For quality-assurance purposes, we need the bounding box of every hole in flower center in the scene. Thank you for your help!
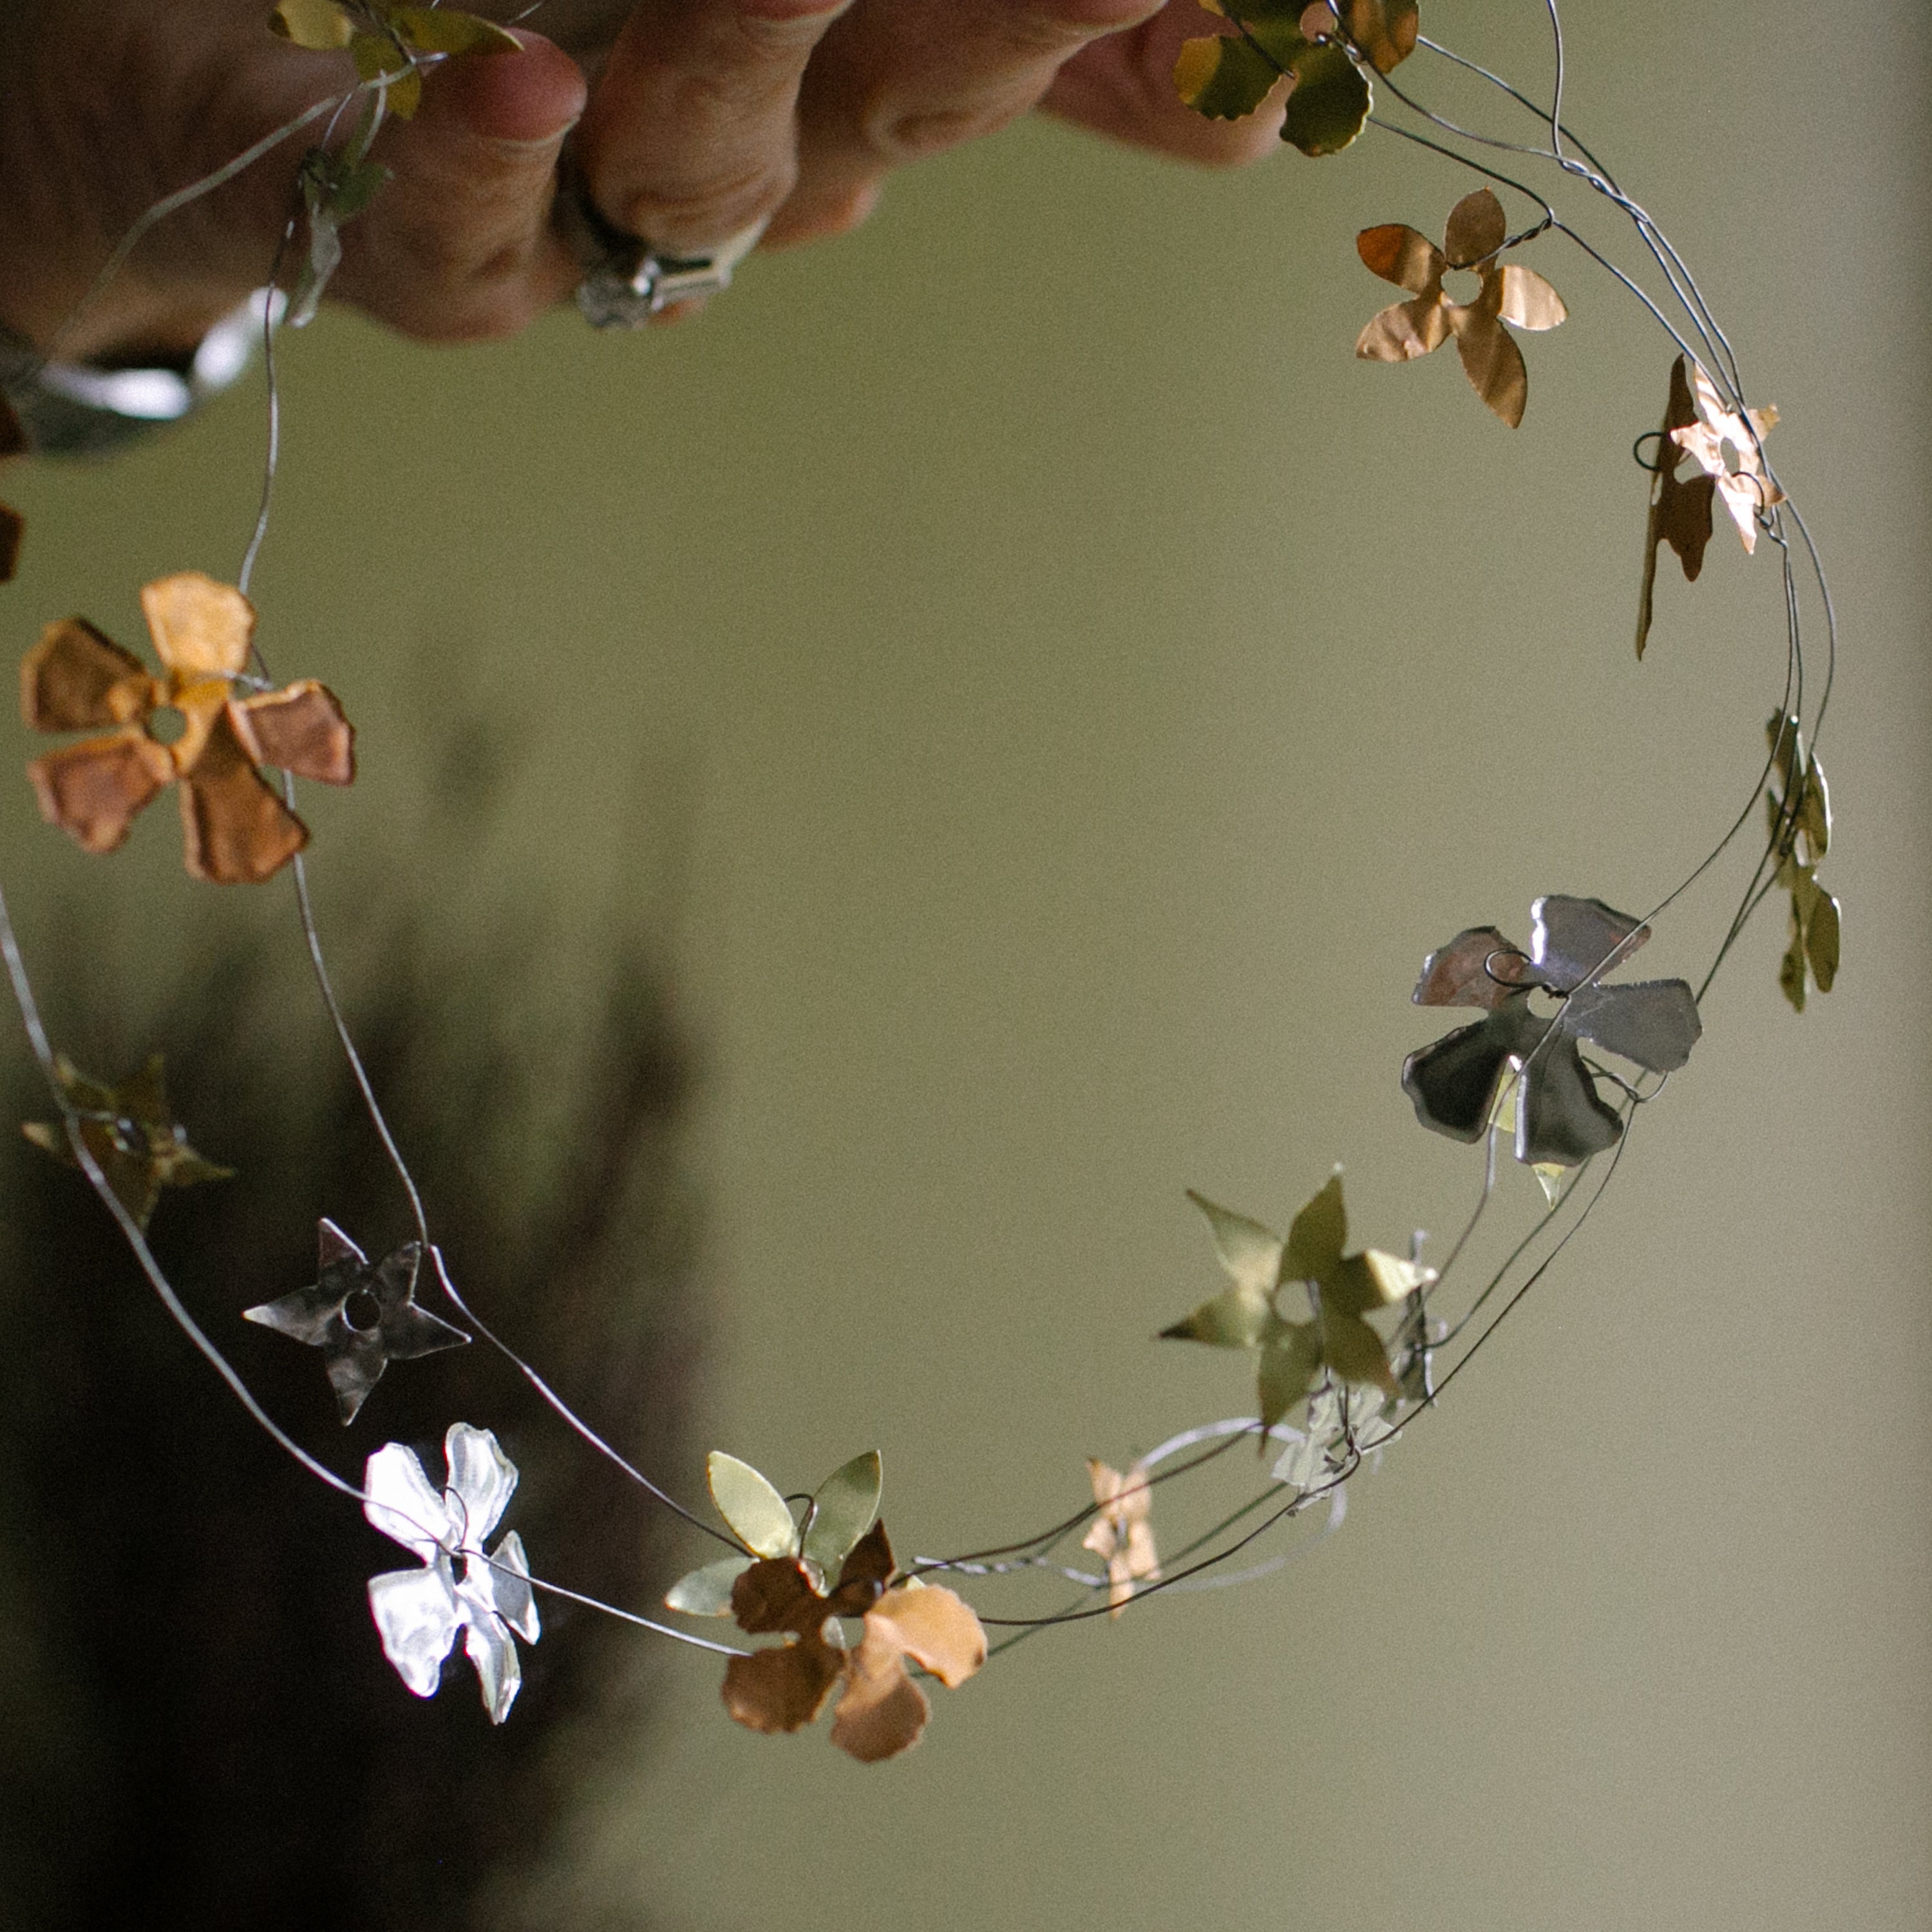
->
[147,704,189,746]
[1719,435,1747,475]
[1526,985,1568,1021]
[1442,267,1484,305]
[342,1287,383,1333]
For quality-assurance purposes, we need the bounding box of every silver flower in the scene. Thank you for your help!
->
[363,1422,539,1724]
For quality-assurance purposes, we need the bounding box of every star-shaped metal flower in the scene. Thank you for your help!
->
[1401,895,1701,1168]
[243,1217,469,1423]
[1162,1173,1434,1439]
[21,1052,233,1229]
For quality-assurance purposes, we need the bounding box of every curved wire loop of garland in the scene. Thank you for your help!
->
[0,0,1839,1763]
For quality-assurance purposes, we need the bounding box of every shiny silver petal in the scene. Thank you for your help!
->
[368,1559,462,1698]
[1562,978,1701,1072]
[1518,1037,1623,1166]
[1528,895,1647,990]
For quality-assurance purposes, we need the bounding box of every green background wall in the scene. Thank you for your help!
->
[5,2,1927,1925]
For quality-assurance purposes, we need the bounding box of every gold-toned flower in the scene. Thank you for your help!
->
[1083,1458,1160,1618]
[22,571,354,883]
[22,1052,232,1229]
[1354,187,1566,426]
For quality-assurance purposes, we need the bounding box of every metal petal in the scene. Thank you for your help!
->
[1561,979,1701,1072]
[363,1441,455,1562]
[1356,222,1444,296]
[473,1530,540,1644]
[231,679,355,784]
[1517,1037,1622,1166]
[1411,925,1524,1009]
[1528,895,1647,990]
[176,708,309,884]
[367,1560,462,1697]
[1443,187,1506,267]
[26,732,173,855]
[21,618,157,730]
[462,1613,522,1725]
[140,571,256,677]
[444,1422,518,1549]
[1401,1000,1547,1141]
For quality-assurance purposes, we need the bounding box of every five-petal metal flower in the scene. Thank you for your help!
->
[1354,187,1567,426]
[363,1421,539,1724]
[1670,359,1780,555]
[21,571,354,883]
[1083,1459,1160,1618]
[243,1217,469,1424]
[1402,895,1701,1168]
[21,1052,233,1229]
[1162,1173,1433,1437]
[1765,714,1839,1013]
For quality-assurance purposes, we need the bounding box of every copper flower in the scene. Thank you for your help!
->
[22,571,354,883]
[1355,187,1566,426]
[723,1520,987,1763]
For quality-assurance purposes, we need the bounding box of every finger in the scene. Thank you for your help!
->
[1039,1,1290,164]
[330,31,587,341]
[766,0,1164,248]
[576,0,857,252]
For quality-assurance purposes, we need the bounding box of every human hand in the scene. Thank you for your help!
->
[0,1,1289,365]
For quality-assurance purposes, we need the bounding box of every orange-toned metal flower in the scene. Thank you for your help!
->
[1354,187,1566,426]
[21,571,354,883]
[722,1520,988,1763]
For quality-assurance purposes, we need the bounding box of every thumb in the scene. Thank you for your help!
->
[329,31,587,342]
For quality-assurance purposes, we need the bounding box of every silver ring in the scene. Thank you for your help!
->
[563,184,766,330]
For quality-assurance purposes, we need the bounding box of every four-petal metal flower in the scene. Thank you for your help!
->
[1354,187,1566,426]
[243,1217,469,1424]
[1402,895,1701,1168]
[21,1051,233,1229]
[363,1421,539,1724]
[21,571,354,883]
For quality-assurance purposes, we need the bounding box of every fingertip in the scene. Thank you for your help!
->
[426,30,587,147]
[762,179,882,250]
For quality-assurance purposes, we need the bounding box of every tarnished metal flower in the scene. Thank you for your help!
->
[21,571,354,883]
[1355,188,1566,426]
[21,1051,232,1229]
[1402,895,1701,1167]
[243,1217,469,1423]
[363,1422,539,1724]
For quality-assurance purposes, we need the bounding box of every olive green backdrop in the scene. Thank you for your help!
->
[5,2,1927,1926]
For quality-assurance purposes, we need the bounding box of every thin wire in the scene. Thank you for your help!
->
[42,97,343,366]
[0,882,365,1502]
